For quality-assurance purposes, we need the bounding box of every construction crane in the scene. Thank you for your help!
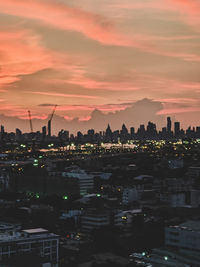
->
[50,104,57,122]
[48,105,57,137]
[28,110,33,133]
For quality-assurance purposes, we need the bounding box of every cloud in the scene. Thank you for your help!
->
[168,0,200,28]
[67,72,140,91]
[0,0,138,47]
[0,30,53,88]
[2,98,200,133]
[113,0,200,28]
[158,107,200,115]
[27,91,98,99]
[19,115,48,120]
[1,0,199,62]
[79,116,92,121]
[157,98,199,104]
[0,98,165,133]
[157,96,200,115]
[38,104,58,107]
[56,104,129,112]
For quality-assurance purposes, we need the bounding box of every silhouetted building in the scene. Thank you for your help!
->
[167,117,172,132]
[16,128,22,141]
[137,124,145,139]
[48,120,51,137]
[147,121,157,138]
[42,126,47,140]
[174,122,180,137]
[105,124,112,142]
[130,127,135,138]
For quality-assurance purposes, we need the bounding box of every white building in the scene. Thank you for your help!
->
[0,225,59,265]
[165,220,200,257]
[62,166,94,195]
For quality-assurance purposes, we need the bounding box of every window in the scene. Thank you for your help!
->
[44,241,50,247]
[170,231,179,236]
[2,246,8,253]
[44,248,50,254]
[52,246,57,252]
[169,238,179,243]
[52,240,57,246]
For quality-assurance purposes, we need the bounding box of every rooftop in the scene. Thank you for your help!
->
[22,228,48,234]
[170,220,200,231]
[180,220,200,231]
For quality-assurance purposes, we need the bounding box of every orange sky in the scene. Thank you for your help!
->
[0,0,200,132]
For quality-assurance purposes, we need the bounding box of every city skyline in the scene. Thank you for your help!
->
[0,98,200,134]
[0,0,200,130]
[1,115,200,143]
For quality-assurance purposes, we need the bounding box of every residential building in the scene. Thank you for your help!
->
[62,166,94,195]
[0,225,59,265]
[165,220,200,257]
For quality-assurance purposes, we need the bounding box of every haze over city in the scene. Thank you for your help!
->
[0,0,200,133]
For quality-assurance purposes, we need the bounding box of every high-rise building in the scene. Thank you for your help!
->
[42,126,47,139]
[1,125,4,134]
[130,127,135,137]
[105,124,112,141]
[167,117,172,132]
[16,128,22,141]
[147,121,157,137]
[121,124,128,134]
[137,124,145,139]
[48,120,51,137]
[174,122,180,137]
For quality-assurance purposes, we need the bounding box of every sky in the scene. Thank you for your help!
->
[0,0,200,133]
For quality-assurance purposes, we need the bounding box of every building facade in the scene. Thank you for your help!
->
[0,226,59,265]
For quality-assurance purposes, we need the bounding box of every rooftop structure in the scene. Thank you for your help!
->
[0,225,59,264]
[165,220,200,257]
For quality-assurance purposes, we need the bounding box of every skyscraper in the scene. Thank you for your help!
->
[167,117,172,132]
[48,120,51,137]
[174,122,180,137]
[42,126,47,139]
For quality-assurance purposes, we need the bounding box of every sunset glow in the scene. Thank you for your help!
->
[0,0,200,133]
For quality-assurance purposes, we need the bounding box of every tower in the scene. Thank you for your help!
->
[167,117,172,132]
[48,120,51,137]
[174,122,180,137]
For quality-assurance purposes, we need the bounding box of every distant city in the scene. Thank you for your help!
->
[1,116,200,146]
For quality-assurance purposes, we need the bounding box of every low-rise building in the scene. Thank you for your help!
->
[0,226,59,265]
[165,220,200,257]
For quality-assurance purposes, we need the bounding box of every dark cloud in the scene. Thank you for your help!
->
[0,98,167,134]
[38,104,59,107]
